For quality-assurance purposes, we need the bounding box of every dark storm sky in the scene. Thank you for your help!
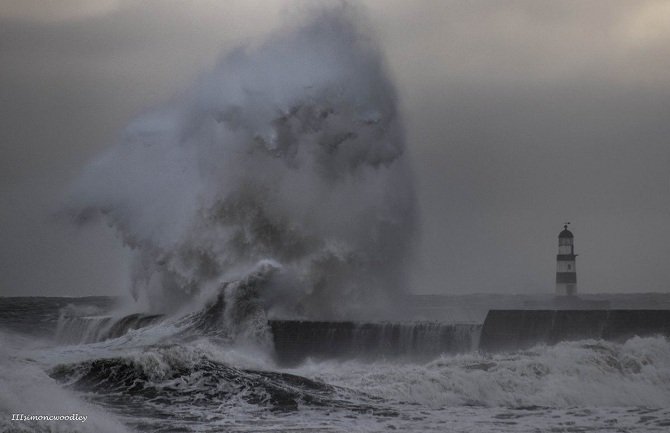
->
[1,1,669,296]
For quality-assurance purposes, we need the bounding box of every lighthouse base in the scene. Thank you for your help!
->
[555,283,577,296]
[523,295,611,310]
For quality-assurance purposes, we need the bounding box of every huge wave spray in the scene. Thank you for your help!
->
[66,7,416,319]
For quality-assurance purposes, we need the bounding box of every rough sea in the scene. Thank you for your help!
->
[2,295,670,433]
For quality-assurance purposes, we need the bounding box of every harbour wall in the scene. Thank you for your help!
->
[479,310,670,352]
[269,320,481,365]
[54,308,670,363]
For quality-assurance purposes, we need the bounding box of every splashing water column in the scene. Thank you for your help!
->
[556,223,577,296]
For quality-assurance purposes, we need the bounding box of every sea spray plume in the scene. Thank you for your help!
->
[65,7,416,318]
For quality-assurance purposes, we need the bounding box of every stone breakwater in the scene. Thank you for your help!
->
[269,320,481,365]
[479,309,670,352]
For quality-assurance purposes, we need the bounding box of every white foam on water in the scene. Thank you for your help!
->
[0,331,132,433]
[293,336,670,408]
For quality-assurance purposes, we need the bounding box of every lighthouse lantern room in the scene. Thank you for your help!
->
[556,223,577,296]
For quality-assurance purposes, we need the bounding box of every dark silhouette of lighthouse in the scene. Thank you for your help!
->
[556,223,577,296]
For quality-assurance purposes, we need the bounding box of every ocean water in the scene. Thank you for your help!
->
[1,296,670,433]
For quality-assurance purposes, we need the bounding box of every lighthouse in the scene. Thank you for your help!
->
[556,223,577,296]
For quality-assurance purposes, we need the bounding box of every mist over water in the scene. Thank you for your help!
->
[65,7,415,318]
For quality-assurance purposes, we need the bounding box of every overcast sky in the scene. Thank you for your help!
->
[1,0,669,297]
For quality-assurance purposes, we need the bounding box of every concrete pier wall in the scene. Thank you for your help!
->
[269,320,481,365]
[479,310,670,352]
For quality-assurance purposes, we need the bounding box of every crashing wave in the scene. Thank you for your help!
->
[55,264,276,349]
[64,6,416,319]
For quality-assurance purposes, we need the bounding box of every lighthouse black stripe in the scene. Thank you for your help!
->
[556,272,577,284]
[556,254,576,261]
